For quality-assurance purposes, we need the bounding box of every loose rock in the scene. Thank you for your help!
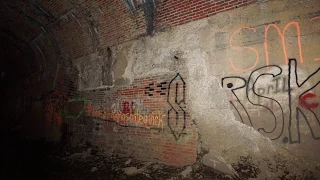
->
[180,166,192,177]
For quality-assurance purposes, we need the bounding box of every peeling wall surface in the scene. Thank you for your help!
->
[2,0,320,179]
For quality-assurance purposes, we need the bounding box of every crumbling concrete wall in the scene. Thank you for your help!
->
[68,0,320,178]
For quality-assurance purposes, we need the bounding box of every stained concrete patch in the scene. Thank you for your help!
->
[114,77,130,86]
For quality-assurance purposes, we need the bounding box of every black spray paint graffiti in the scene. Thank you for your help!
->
[288,59,320,143]
[222,59,319,144]
[246,75,290,105]
[167,73,187,141]
[145,81,167,96]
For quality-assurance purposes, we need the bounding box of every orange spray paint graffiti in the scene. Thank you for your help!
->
[310,16,320,61]
[310,16,320,22]
[229,27,259,72]
[230,17,320,71]
[85,103,165,130]
[264,22,303,65]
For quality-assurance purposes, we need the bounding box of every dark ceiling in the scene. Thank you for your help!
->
[0,0,63,87]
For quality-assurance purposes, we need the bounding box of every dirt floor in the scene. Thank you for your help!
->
[3,130,317,179]
[1,131,235,180]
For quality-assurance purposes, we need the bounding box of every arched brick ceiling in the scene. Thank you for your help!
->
[0,0,259,87]
[0,0,153,86]
[0,28,37,87]
[0,0,58,86]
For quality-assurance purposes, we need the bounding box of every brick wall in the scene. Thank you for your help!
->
[1,0,259,61]
[67,72,197,166]
[50,0,147,60]
[9,69,197,166]
[0,4,41,42]
[155,0,257,29]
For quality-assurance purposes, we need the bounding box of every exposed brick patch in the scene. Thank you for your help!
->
[51,0,148,59]
[154,0,257,29]
[70,72,197,166]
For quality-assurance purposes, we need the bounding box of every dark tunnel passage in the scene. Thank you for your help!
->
[0,25,58,180]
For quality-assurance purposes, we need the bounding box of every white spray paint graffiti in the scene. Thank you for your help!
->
[111,99,146,113]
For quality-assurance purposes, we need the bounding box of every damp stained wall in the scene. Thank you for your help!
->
[7,0,319,178]
[69,0,320,178]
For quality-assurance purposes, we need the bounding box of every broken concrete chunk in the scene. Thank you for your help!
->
[122,166,145,176]
[68,149,93,159]
[180,166,192,177]
[90,167,98,172]
[201,153,238,177]
[152,164,161,170]
[125,158,132,165]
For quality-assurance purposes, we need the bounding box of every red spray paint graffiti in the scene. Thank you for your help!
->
[44,103,62,125]
[299,93,319,109]
[122,101,134,114]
